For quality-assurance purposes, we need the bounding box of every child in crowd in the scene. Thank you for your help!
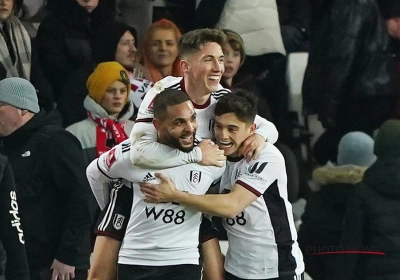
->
[66,61,134,165]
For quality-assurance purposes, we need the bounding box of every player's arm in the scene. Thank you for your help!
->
[86,144,126,209]
[88,236,120,280]
[141,173,257,218]
[239,115,278,161]
[254,114,278,144]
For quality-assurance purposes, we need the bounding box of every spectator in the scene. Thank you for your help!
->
[0,77,93,280]
[57,21,152,126]
[328,120,400,280]
[140,18,182,82]
[66,61,134,165]
[36,0,115,101]
[0,0,54,111]
[302,0,396,165]
[0,153,30,280]
[298,131,376,280]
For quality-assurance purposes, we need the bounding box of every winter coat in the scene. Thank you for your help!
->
[0,109,93,271]
[302,0,396,129]
[328,156,400,280]
[0,154,30,280]
[66,95,135,165]
[35,0,115,100]
[298,164,367,280]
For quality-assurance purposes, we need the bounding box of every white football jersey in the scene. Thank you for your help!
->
[220,143,304,279]
[91,139,225,266]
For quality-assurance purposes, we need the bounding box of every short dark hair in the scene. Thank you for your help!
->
[179,28,227,59]
[215,89,258,124]
[153,89,191,119]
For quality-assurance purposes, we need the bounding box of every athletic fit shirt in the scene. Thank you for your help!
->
[87,139,225,266]
[220,143,304,279]
[129,76,278,169]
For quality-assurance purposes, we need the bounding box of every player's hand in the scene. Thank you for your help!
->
[140,173,177,203]
[51,259,75,280]
[239,133,266,162]
[198,139,226,167]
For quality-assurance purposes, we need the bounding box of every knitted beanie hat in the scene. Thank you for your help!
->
[87,62,131,104]
[222,29,246,66]
[337,131,376,166]
[91,21,137,65]
[0,77,40,113]
[374,119,400,157]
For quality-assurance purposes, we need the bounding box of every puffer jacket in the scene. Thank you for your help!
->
[298,164,367,280]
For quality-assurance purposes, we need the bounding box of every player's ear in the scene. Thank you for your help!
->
[249,123,256,134]
[181,59,189,72]
[153,118,161,130]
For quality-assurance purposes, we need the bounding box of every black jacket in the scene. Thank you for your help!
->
[0,154,30,280]
[35,0,114,101]
[328,156,400,280]
[0,109,93,271]
[302,0,395,128]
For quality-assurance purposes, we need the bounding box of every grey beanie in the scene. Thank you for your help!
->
[337,131,376,167]
[0,77,40,113]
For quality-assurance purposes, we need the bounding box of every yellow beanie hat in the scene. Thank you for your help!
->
[87,61,131,104]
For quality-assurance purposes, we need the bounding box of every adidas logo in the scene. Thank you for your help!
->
[143,172,156,182]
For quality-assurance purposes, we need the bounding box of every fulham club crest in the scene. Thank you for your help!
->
[113,214,125,230]
[190,170,202,185]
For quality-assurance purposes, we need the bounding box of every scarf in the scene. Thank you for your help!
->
[0,16,31,79]
[88,112,128,157]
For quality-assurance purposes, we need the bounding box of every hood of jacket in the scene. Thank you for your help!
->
[83,95,134,122]
[363,156,400,198]
[312,164,368,186]
[2,109,63,147]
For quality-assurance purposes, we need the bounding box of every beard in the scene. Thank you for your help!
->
[164,131,196,152]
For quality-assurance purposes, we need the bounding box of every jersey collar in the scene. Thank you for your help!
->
[180,78,211,109]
